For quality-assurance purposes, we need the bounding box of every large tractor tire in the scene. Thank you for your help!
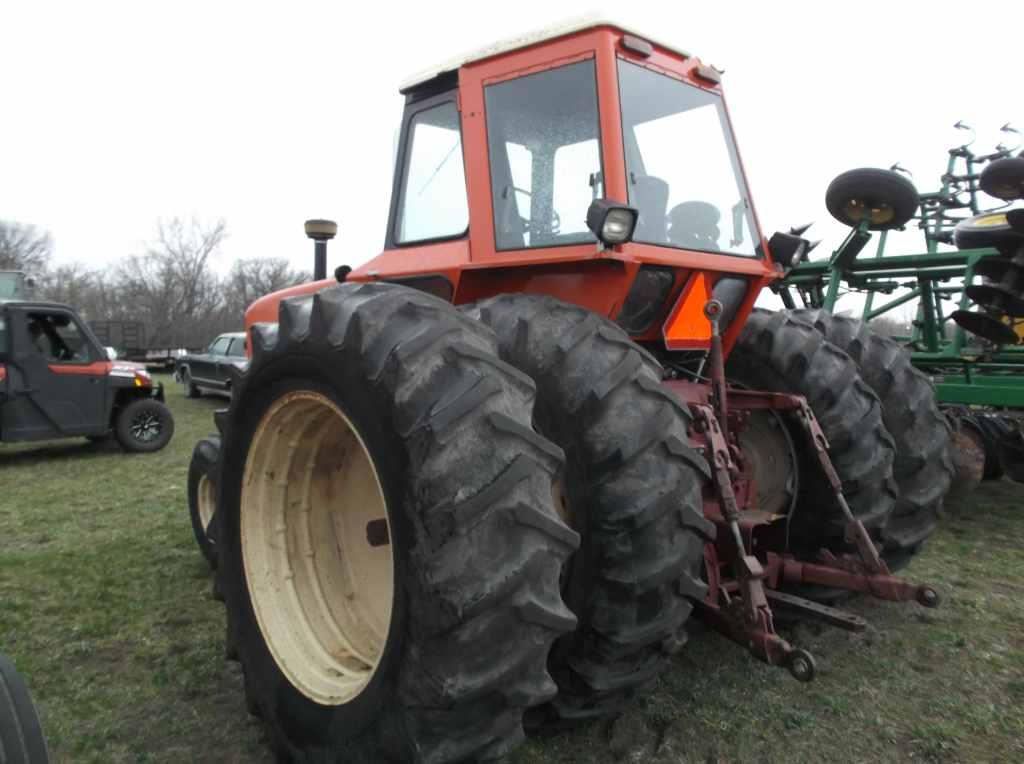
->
[792,310,953,567]
[465,295,712,728]
[187,434,221,569]
[213,282,578,763]
[0,653,50,764]
[728,310,898,556]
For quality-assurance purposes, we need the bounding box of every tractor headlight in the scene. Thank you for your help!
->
[587,199,638,246]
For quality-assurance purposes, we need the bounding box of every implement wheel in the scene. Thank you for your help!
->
[214,283,577,762]
[0,653,49,764]
[728,310,897,556]
[825,168,919,231]
[466,294,712,728]
[187,434,221,568]
[793,310,953,568]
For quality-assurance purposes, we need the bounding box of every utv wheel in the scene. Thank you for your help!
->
[188,435,221,568]
[728,310,898,556]
[792,310,953,567]
[115,398,175,453]
[466,294,712,728]
[0,653,50,764]
[215,283,578,762]
[825,168,919,231]
[183,369,201,398]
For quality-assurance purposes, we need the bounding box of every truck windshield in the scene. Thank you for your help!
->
[485,59,603,251]
[618,59,758,257]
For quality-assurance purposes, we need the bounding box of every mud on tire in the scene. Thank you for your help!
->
[793,310,953,566]
[465,294,712,728]
[214,282,579,763]
[728,309,898,554]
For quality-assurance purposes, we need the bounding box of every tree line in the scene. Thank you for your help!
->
[0,217,310,349]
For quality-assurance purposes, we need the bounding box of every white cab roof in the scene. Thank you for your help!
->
[399,12,694,92]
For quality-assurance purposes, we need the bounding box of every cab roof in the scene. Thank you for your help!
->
[399,13,694,93]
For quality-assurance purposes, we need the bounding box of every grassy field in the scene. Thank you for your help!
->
[1,378,1022,763]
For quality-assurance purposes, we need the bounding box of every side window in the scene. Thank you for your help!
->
[0,315,8,357]
[209,337,231,356]
[397,101,469,243]
[26,313,91,363]
[227,338,246,357]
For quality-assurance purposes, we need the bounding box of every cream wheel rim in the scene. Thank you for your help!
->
[197,474,216,535]
[241,390,393,705]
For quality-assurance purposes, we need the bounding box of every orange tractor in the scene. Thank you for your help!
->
[187,18,953,762]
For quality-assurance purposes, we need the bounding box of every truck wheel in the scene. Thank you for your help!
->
[465,294,712,728]
[214,283,578,762]
[115,398,175,453]
[183,369,201,398]
[728,310,898,557]
[0,653,50,764]
[188,435,221,568]
[792,310,953,568]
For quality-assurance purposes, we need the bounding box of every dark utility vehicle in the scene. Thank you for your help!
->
[174,332,247,398]
[0,292,175,453]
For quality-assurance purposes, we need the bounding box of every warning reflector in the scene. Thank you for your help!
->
[663,273,712,350]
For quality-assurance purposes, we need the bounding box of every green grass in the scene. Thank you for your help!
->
[2,380,1022,763]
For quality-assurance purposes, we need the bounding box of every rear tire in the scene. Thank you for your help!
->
[792,310,953,567]
[215,282,578,762]
[728,310,898,556]
[188,435,221,568]
[0,653,50,764]
[115,398,175,453]
[466,294,712,728]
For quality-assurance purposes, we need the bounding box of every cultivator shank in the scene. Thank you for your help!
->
[667,302,939,680]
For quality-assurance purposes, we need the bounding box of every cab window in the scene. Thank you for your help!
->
[485,59,603,250]
[209,337,231,355]
[26,312,92,363]
[396,101,469,243]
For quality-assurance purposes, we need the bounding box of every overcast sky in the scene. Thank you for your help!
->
[2,1,1020,317]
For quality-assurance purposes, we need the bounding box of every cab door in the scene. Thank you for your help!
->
[0,307,110,441]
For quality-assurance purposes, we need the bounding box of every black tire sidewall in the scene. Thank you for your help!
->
[825,168,919,231]
[217,354,412,754]
[187,436,221,567]
[115,399,174,453]
[0,653,49,764]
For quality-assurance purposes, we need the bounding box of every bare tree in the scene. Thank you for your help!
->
[223,257,311,320]
[116,217,228,347]
[0,220,52,274]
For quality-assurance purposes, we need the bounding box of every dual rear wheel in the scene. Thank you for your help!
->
[206,285,708,761]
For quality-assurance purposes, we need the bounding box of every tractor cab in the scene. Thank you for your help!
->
[248,18,797,354]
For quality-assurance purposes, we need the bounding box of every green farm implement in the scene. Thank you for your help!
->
[777,123,1024,488]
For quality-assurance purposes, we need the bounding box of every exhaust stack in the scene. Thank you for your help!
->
[304,219,338,281]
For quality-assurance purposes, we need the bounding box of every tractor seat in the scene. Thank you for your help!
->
[631,175,669,244]
[667,201,722,251]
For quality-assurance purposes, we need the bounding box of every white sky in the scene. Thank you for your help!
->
[2,1,1021,319]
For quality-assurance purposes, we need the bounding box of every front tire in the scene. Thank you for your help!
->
[115,398,175,453]
[215,283,578,762]
[466,294,712,728]
[183,369,201,398]
[188,435,221,568]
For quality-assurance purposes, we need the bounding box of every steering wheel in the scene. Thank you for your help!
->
[507,186,561,236]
